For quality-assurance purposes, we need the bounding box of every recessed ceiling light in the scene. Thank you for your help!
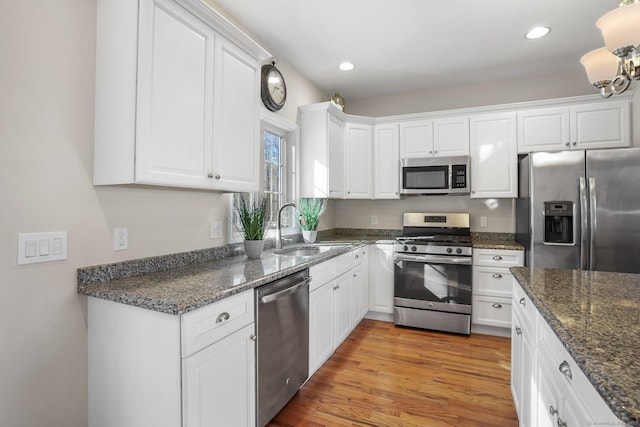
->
[338,61,355,71]
[525,26,551,39]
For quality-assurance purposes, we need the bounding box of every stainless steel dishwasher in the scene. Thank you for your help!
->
[255,269,310,427]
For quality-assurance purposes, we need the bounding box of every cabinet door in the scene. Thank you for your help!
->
[328,114,345,198]
[373,124,400,199]
[517,107,570,153]
[135,0,215,188]
[334,273,352,344]
[369,244,395,314]
[357,248,370,320]
[309,281,334,376]
[182,323,255,427]
[399,120,434,158]
[433,116,469,156]
[211,37,260,192]
[470,112,517,198]
[570,100,631,150]
[344,123,373,199]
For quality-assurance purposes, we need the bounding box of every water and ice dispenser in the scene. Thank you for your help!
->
[543,201,574,245]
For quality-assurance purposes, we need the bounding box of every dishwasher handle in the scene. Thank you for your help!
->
[259,277,311,304]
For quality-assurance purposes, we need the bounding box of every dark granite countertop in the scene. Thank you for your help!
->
[78,242,367,315]
[471,232,524,251]
[510,267,639,424]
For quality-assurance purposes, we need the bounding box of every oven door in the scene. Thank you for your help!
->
[394,254,472,314]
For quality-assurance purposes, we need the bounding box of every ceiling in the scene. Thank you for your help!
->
[214,0,620,100]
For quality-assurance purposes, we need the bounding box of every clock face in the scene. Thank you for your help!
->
[261,64,287,111]
[267,69,286,105]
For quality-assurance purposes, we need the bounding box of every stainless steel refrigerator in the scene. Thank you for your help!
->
[516,148,640,274]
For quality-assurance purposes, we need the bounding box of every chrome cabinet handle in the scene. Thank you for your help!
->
[519,297,526,307]
[249,334,257,341]
[572,141,577,146]
[549,405,558,416]
[353,273,357,278]
[207,173,214,178]
[559,361,572,380]
[216,312,230,323]
[355,254,359,260]
[492,255,503,260]
[557,417,567,427]
[515,326,522,336]
[215,174,221,180]
[492,303,503,309]
[565,142,570,147]
[492,273,503,279]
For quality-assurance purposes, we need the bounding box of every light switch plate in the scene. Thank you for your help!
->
[210,222,223,239]
[18,232,67,265]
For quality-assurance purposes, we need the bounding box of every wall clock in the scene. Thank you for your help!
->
[261,60,287,111]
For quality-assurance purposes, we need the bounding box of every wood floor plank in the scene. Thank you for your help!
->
[268,319,518,427]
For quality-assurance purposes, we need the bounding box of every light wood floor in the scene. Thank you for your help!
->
[268,319,519,427]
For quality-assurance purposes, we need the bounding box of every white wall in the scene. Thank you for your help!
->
[0,1,324,426]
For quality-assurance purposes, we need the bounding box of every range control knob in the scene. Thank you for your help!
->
[446,247,453,254]
[456,248,463,254]
[411,246,417,252]
[403,245,409,252]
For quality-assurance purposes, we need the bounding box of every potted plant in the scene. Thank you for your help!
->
[296,198,328,243]
[235,193,270,259]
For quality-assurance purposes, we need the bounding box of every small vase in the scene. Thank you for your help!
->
[244,239,264,259]
[302,230,317,244]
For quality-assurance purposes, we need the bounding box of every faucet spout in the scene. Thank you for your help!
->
[276,202,297,249]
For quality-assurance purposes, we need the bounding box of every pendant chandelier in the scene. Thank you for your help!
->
[580,0,640,97]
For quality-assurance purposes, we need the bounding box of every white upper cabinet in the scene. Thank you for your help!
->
[433,116,470,156]
[470,112,517,198]
[518,100,630,153]
[299,102,345,198]
[344,122,373,199]
[94,0,267,191]
[373,124,400,199]
[399,120,434,158]
[399,117,469,158]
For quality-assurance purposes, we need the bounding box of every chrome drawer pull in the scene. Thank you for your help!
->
[215,312,230,323]
[492,255,503,260]
[557,417,567,427]
[519,297,526,307]
[355,254,359,260]
[250,334,257,342]
[492,273,503,279]
[559,361,572,380]
[515,326,522,336]
[549,405,558,416]
[492,303,503,309]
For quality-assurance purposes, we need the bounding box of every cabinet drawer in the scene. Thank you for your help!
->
[512,280,535,331]
[472,295,512,328]
[473,266,512,298]
[181,291,254,358]
[473,249,524,268]
[335,248,364,277]
[310,259,335,292]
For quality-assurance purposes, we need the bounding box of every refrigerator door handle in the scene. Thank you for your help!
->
[579,177,588,270]
[588,177,597,271]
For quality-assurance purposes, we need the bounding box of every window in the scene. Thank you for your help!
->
[227,110,298,243]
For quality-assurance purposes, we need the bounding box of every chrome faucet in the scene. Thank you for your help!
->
[275,202,297,249]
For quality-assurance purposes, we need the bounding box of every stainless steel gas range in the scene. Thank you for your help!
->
[393,212,472,335]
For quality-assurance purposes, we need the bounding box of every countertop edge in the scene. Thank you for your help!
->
[510,267,637,424]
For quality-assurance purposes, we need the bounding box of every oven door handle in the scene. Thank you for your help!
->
[394,253,472,265]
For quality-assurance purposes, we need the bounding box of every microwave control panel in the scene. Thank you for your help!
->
[451,165,467,188]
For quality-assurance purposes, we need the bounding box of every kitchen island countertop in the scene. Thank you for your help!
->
[510,267,639,425]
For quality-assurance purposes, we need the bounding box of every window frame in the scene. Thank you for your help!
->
[227,108,299,243]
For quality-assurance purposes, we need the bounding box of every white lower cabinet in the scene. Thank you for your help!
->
[88,290,255,427]
[511,279,623,427]
[309,246,368,377]
[367,243,395,318]
[472,249,524,334]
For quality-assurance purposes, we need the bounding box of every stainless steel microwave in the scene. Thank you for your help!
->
[400,156,470,195]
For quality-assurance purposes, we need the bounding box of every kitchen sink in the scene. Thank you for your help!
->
[273,243,351,258]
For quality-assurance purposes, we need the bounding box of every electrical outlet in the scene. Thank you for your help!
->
[371,215,378,225]
[114,228,128,251]
[210,221,223,239]
[480,217,488,227]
